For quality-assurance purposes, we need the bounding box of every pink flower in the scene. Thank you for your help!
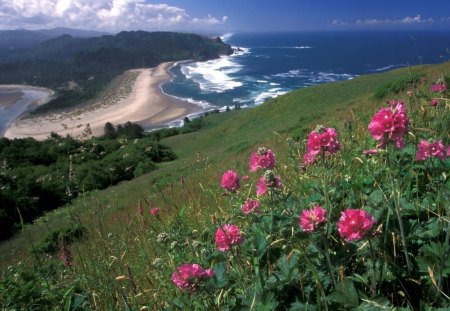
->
[138,206,143,216]
[256,172,282,196]
[249,146,276,172]
[337,209,376,242]
[215,224,244,251]
[150,208,160,216]
[221,170,240,192]
[300,205,327,232]
[304,126,340,164]
[430,99,439,107]
[431,83,446,93]
[363,149,379,156]
[306,126,340,156]
[172,263,214,292]
[415,139,446,161]
[303,152,317,165]
[241,199,260,214]
[368,101,409,149]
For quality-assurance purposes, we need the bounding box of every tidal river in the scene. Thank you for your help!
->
[0,86,52,136]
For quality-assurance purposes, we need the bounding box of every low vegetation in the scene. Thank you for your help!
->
[0,62,449,309]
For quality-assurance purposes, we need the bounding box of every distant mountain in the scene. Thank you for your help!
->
[0,27,110,50]
[0,31,233,113]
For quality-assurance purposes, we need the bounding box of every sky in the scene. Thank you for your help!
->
[1,0,450,33]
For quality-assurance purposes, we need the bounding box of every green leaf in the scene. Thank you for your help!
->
[63,285,75,311]
[369,189,384,206]
[327,279,359,308]
[289,301,317,310]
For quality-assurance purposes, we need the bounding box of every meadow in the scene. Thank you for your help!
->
[0,61,449,310]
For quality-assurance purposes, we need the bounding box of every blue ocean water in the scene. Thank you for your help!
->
[162,31,450,112]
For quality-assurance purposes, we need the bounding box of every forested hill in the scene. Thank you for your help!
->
[0,31,233,113]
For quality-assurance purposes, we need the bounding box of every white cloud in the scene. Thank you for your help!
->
[331,19,348,26]
[356,14,434,26]
[0,0,228,31]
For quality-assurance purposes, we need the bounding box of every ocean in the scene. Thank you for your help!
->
[162,31,450,112]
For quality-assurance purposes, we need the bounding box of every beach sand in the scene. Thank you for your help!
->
[4,62,200,140]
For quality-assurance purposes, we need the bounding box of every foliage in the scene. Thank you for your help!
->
[373,72,424,99]
[0,129,176,240]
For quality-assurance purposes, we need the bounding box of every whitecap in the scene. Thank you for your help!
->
[370,64,406,72]
[180,56,244,93]
[254,89,288,105]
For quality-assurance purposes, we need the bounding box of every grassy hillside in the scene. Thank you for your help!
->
[0,61,449,309]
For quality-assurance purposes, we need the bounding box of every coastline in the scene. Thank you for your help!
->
[3,62,202,140]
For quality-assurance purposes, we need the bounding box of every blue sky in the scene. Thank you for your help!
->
[1,0,450,32]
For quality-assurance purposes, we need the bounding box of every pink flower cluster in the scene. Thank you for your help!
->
[256,171,282,196]
[300,205,326,232]
[241,199,260,214]
[172,263,215,292]
[215,224,244,251]
[431,83,447,93]
[304,126,340,164]
[368,101,409,149]
[221,170,240,192]
[249,146,276,172]
[415,139,447,161]
[150,207,160,216]
[337,209,376,242]
[430,99,439,107]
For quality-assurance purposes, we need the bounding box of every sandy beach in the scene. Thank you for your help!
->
[4,62,201,140]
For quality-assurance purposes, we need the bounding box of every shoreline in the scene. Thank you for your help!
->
[3,62,202,140]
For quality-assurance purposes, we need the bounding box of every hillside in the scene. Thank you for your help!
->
[0,31,232,113]
[0,61,449,309]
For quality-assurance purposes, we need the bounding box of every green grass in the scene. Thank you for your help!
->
[1,61,449,309]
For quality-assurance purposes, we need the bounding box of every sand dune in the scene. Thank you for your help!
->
[4,62,200,140]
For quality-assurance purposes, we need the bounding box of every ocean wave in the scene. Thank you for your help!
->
[254,89,288,105]
[160,86,213,109]
[220,33,234,42]
[257,46,313,49]
[309,72,357,83]
[370,64,406,72]
[180,56,244,93]
[272,69,307,78]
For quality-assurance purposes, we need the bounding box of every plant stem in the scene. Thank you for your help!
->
[367,237,378,295]
[320,231,337,287]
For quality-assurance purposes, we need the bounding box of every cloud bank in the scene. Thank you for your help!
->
[332,14,446,28]
[0,0,228,31]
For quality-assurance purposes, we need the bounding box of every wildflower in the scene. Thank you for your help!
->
[300,205,326,232]
[363,149,379,156]
[337,209,376,242]
[368,101,409,149]
[215,224,244,251]
[221,170,240,192]
[172,263,215,292]
[430,99,439,107]
[249,146,276,172]
[431,83,446,93]
[303,152,317,165]
[306,126,341,156]
[256,171,282,196]
[415,139,446,161]
[303,126,340,164]
[241,199,260,214]
[60,242,74,267]
[150,207,160,216]
[157,232,170,243]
